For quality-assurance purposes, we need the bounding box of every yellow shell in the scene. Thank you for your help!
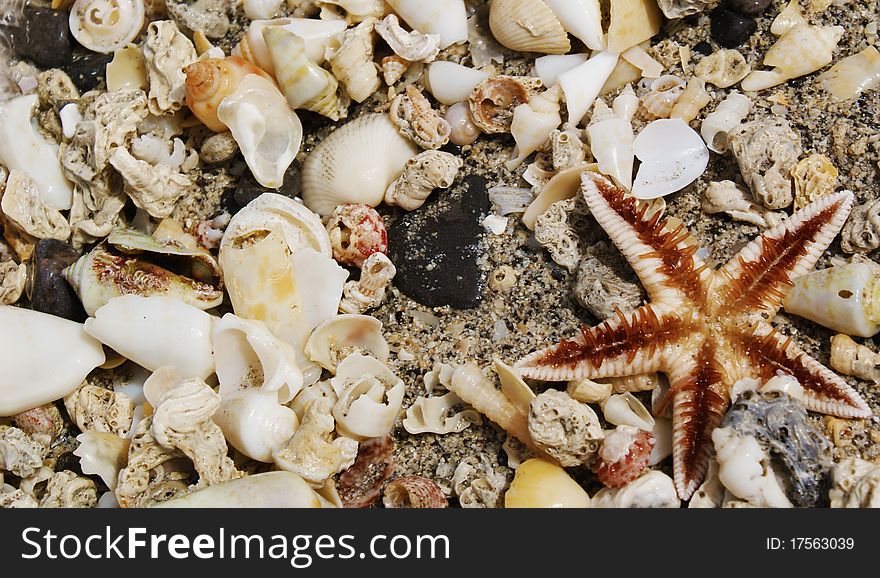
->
[184,56,272,133]
[606,0,662,54]
[504,458,591,508]
[489,0,571,55]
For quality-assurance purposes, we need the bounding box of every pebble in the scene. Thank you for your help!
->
[231,171,297,211]
[61,53,113,93]
[725,0,771,16]
[3,7,72,69]
[710,8,757,49]
[28,239,86,322]
[388,175,489,309]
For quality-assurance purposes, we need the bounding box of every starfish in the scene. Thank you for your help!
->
[517,172,872,500]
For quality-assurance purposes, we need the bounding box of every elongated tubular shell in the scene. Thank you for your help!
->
[0,306,105,416]
[670,77,711,123]
[386,0,467,49]
[543,0,604,51]
[783,262,880,338]
[153,472,333,507]
[234,18,347,73]
[504,458,591,508]
[301,113,419,215]
[489,0,570,55]
[184,56,274,133]
[700,91,751,154]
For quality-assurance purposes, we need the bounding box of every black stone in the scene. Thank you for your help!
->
[2,7,72,69]
[231,165,300,211]
[388,175,490,309]
[55,452,84,476]
[28,239,86,322]
[725,0,771,15]
[61,52,113,93]
[693,41,713,56]
[710,7,756,48]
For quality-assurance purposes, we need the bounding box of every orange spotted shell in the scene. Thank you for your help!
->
[184,56,273,132]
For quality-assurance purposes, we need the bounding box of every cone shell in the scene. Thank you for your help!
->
[489,0,571,55]
[184,56,273,133]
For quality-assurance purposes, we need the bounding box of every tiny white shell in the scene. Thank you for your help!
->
[330,353,405,440]
[700,91,752,154]
[759,373,804,401]
[425,61,490,106]
[386,0,468,49]
[73,432,130,491]
[559,50,619,126]
[601,392,655,431]
[631,118,709,200]
[212,389,299,462]
[304,314,390,373]
[69,0,145,54]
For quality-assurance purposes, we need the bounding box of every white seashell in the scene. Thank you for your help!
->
[830,333,880,384]
[488,0,570,55]
[305,314,389,373]
[543,0,604,51]
[289,380,338,420]
[424,61,490,106]
[327,19,380,104]
[533,53,590,87]
[84,295,215,380]
[639,75,686,120]
[559,51,620,127]
[817,46,880,102]
[492,359,535,415]
[829,457,880,508]
[59,103,83,140]
[0,95,74,211]
[770,0,806,37]
[587,99,634,190]
[213,389,299,462]
[741,24,844,92]
[244,0,282,20]
[759,373,804,401]
[702,180,785,229]
[631,118,709,200]
[154,471,333,508]
[507,85,562,170]
[612,83,639,122]
[317,0,387,23]
[694,49,750,89]
[592,470,680,508]
[386,0,468,49]
[234,18,347,73]
[0,170,71,242]
[712,426,792,508]
[300,113,419,215]
[669,77,712,124]
[649,416,672,466]
[504,458,592,508]
[106,44,149,92]
[0,306,105,416]
[375,14,441,63]
[73,432,130,491]
[330,353,405,440]
[700,91,752,154]
[403,392,481,434]
[688,459,724,508]
[567,377,612,404]
[783,262,880,338]
[601,392,655,431]
[621,45,663,79]
[213,313,304,404]
[445,101,482,146]
[69,0,145,54]
[216,74,303,189]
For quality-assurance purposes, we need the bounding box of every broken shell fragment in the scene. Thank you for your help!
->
[587,99,634,190]
[669,77,711,124]
[330,353,405,440]
[383,476,448,508]
[386,0,468,49]
[469,75,541,134]
[324,203,387,267]
[154,471,332,508]
[327,19,380,104]
[244,0,282,20]
[73,431,130,491]
[212,388,299,462]
[389,85,451,150]
[425,61,489,106]
[305,314,389,373]
[602,392,655,431]
[384,151,463,211]
[507,85,562,170]
[69,0,145,54]
[504,458,591,508]
[106,44,149,92]
[792,153,838,210]
[817,46,880,102]
[606,0,662,53]
[741,24,844,92]
[695,48,750,89]
[559,51,619,127]
[488,0,570,55]
[492,359,535,416]
[234,18,347,73]
[542,0,604,51]
[830,333,880,383]
[403,391,481,435]
[375,14,441,63]
[631,118,709,200]
[591,469,680,507]
[639,75,686,120]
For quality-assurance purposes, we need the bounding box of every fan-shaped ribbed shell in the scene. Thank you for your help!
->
[489,0,571,55]
[301,113,419,216]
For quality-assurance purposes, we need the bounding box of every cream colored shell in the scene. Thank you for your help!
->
[488,0,570,55]
[305,314,389,374]
[69,0,145,54]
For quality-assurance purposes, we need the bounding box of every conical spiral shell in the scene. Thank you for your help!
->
[489,0,570,55]
[184,56,272,132]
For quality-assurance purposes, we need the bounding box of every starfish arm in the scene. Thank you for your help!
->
[717,190,854,319]
[666,341,730,501]
[516,303,683,381]
[580,171,712,304]
[743,324,872,418]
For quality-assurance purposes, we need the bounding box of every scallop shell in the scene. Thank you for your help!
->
[184,56,274,133]
[631,118,709,200]
[300,113,419,216]
[305,314,390,373]
[488,0,571,55]
[69,0,145,54]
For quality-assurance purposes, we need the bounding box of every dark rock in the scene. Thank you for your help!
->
[388,175,489,309]
[54,452,84,477]
[692,41,713,56]
[710,8,756,48]
[2,7,72,69]
[27,239,86,322]
[231,167,299,211]
[61,52,113,93]
[725,0,771,15]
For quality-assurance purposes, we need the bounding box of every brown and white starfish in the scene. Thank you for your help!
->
[517,172,872,500]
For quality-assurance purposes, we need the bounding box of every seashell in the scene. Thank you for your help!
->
[792,153,838,210]
[154,471,332,508]
[390,85,451,150]
[445,101,482,146]
[559,50,620,127]
[606,0,662,54]
[143,20,198,115]
[317,0,388,23]
[567,377,613,404]
[339,252,396,314]
[741,24,844,92]
[492,359,535,416]
[728,117,801,210]
[551,127,588,171]
[611,83,639,122]
[305,314,390,373]
[469,75,542,134]
[591,469,680,507]
[69,0,145,54]
[213,389,299,462]
[106,44,149,92]
[529,389,603,466]
[234,18,347,73]
[1,170,71,242]
[542,0,604,51]
[263,27,345,121]
[534,53,590,87]
[59,103,83,140]
[702,180,785,229]
[336,433,394,508]
[783,262,880,338]
[402,391,480,434]
[504,458,591,508]
[244,0,282,20]
[694,48,750,89]
[829,457,880,508]
[711,426,792,507]
[184,56,274,133]
[386,0,468,49]
[631,118,709,200]
[700,90,751,154]
[0,306,105,416]
[213,313,304,404]
[84,295,215,380]
[649,416,672,466]
[330,354,405,440]
[639,75,686,120]
[424,61,489,106]
[109,148,193,219]
[622,46,663,80]
[327,19,380,104]
[601,392,655,431]
[375,14,441,63]
[193,30,223,59]
[507,85,562,170]
[384,150,463,211]
[383,476,448,508]
[488,0,570,55]
[522,163,598,230]
[830,333,880,384]
[324,204,387,267]
[759,373,804,402]
[770,0,806,37]
[217,74,304,189]
[842,200,880,255]
[73,431,130,491]
[301,113,419,216]
[0,95,74,211]
[669,77,712,124]
[594,426,654,488]
[381,55,410,85]
[817,46,880,102]
[587,99,634,190]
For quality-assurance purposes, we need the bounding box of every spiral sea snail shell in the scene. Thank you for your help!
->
[69,0,145,54]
